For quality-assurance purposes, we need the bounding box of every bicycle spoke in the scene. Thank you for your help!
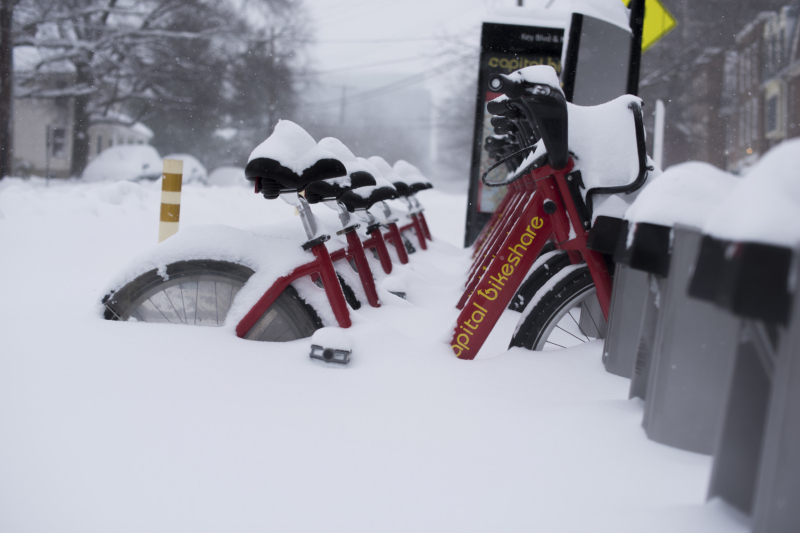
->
[555,323,589,344]
[545,340,567,349]
[583,301,603,340]
[566,309,591,342]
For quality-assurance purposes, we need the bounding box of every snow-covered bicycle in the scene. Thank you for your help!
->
[102,65,655,358]
[101,122,433,342]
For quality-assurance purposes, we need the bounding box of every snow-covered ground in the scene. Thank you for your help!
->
[0,177,748,532]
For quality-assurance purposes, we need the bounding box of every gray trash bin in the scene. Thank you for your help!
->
[641,225,741,454]
[752,249,800,532]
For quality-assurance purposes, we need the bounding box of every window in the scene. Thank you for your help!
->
[96,135,103,155]
[752,97,759,141]
[51,127,66,157]
[767,95,778,133]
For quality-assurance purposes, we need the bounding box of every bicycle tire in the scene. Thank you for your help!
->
[509,265,607,351]
[102,259,322,342]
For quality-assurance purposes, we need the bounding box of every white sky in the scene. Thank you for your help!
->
[302,0,503,77]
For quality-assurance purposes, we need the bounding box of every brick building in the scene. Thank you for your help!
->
[725,5,800,172]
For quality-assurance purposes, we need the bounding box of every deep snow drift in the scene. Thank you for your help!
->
[0,177,748,532]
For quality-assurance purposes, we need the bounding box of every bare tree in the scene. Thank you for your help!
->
[12,0,308,175]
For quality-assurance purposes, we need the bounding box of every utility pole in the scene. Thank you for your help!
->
[626,0,645,96]
[339,86,347,124]
[0,0,13,180]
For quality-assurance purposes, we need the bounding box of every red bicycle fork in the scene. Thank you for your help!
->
[399,213,428,250]
[468,175,533,279]
[236,241,352,338]
[382,222,410,264]
[450,159,612,359]
[458,175,535,309]
[471,179,520,258]
[329,229,381,308]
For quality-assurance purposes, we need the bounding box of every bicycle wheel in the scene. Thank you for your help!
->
[509,265,607,351]
[102,259,321,342]
[507,243,569,312]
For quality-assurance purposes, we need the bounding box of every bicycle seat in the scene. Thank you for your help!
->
[393,160,433,194]
[246,121,347,199]
[338,185,398,212]
[304,171,376,204]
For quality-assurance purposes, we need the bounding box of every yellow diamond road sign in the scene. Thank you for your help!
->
[623,0,678,52]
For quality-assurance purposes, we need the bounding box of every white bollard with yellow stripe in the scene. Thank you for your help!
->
[158,159,184,242]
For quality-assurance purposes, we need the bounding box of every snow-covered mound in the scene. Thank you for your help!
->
[207,166,246,187]
[624,162,739,229]
[248,120,339,175]
[704,138,800,247]
[163,153,207,185]
[0,176,744,532]
[83,145,162,182]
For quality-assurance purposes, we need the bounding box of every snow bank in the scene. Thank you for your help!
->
[83,145,163,182]
[0,177,746,533]
[624,162,739,229]
[163,153,207,185]
[248,120,340,176]
[703,139,800,247]
[207,167,246,187]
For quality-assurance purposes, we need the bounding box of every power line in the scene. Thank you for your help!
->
[313,36,442,44]
[313,54,428,74]
[305,55,473,109]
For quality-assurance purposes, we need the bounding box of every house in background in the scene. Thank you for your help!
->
[724,4,800,172]
[88,110,154,162]
[12,46,153,178]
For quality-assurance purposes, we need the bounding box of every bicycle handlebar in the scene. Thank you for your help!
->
[487,73,527,99]
[583,101,650,214]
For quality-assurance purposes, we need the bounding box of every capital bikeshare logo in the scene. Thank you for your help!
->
[487,56,561,74]
[452,216,544,357]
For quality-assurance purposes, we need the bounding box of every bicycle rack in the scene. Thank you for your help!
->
[602,263,649,378]
[692,239,796,516]
[613,221,672,401]
[751,249,800,531]
[640,226,741,454]
[587,217,650,379]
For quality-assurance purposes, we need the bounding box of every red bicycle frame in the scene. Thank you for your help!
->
[382,221,410,264]
[236,239,352,337]
[329,227,381,308]
[449,158,613,359]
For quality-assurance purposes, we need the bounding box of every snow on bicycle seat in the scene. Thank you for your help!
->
[393,160,433,194]
[245,120,346,199]
[303,137,382,204]
[367,156,414,197]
